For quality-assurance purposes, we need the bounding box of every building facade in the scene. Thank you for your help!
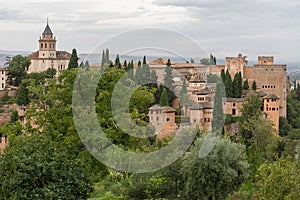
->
[0,68,7,90]
[28,22,71,73]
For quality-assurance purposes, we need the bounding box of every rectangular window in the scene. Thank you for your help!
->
[156,117,159,121]
[232,108,236,116]
[166,118,170,122]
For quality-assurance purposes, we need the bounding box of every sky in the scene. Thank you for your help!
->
[1,0,300,64]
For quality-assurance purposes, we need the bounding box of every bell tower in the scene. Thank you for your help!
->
[38,19,57,59]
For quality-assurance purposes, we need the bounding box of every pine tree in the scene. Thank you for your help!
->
[212,81,224,132]
[225,70,233,98]
[243,79,249,90]
[68,49,79,70]
[252,80,257,91]
[160,88,169,106]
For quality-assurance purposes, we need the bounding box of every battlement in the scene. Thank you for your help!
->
[253,64,287,71]
[258,56,274,65]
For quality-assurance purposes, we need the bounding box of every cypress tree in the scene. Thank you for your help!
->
[252,80,257,91]
[142,63,151,84]
[164,59,175,106]
[221,69,226,85]
[212,81,224,132]
[243,79,249,90]
[225,70,233,98]
[297,83,300,101]
[135,62,143,85]
[160,88,169,106]
[123,60,127,69]
[79,61,84,68]
[68,49,79,70]
[232,73,239,98]
[150,69,158,87]
[115,54,121,69]
[84,61,90,70]
[128,60,134,80]
[180,79,190,106]
[143,56,147,65]
[238,72,243,97]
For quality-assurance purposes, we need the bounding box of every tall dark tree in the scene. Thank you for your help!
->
[16,82,29,106]
[163,59,175,106]
[221,69,226,85]
[225,70,233,98]
[160,88,169,106]
[180,79,190,106]
[135,61,143,85]
[143,56,147,65]
[243,79,249,90]
[79,61,84,68]
[123,60,127,69]
[68,49,79,70]
[252,80,257,91]
[212,81,224,131]
[142,63,151,84]
[232,72,242,98]
[209,53,217,65]
[115,54,121,69]
[150,69,158,87]
[127,60,134,80]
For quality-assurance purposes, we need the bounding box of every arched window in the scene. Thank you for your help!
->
[41,43,43,48]
[45,43,47,48]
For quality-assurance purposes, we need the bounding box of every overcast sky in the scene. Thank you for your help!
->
[1,0,300,63]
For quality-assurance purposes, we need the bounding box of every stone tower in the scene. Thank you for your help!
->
[28,20,71,73]
[38,20,57,62]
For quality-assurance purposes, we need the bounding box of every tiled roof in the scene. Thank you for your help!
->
[43,23,53,35]
[263,94,280,99]
[149,104,176,112]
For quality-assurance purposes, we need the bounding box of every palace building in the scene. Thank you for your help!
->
[28,21,71,73]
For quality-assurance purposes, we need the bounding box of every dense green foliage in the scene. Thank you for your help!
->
[7,55,30,86]
[0,134,92,200]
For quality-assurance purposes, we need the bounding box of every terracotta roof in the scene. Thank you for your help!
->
[189,73,206,83]
[224,97,246,102]
[173,63,206,68]
[190,102,213,110]
[263,94,280,99]
[149,58,168,65]
[149,104,176,112]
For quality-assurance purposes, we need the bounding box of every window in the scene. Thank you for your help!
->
[262,85,264,88]
[272,108,275,111]
[232,108,236,116]
[194,119,197,123]
[41,44,43,48]
[166,118,170,122]
[266,107,268,111]
[1,83,4,88]
[45,43,47,48]
[156,117,159,121]
[151,111,153,114]
[233,103,236,107]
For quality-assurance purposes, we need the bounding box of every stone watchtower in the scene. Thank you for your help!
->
[38,20,57,62]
